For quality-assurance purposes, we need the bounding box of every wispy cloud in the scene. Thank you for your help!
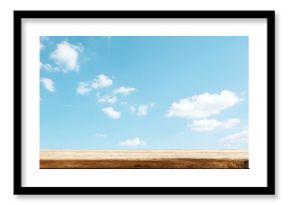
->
[166,90,241,119]
[76,82,92,95]
[98,95,117,104]
[137,104,154,116]
[40,41,44,50]
[40,36,49,50]
[40,62,59,72]
[40,78,55,92]
[188,118,240,132]
[119,137,146,146]
[102,107,121,119]
[77,74,113,95]
[113,86,136,96]
[129,106,136,113]
[220,129,248,149]
[128,103,154,116]
[50,41,83,72]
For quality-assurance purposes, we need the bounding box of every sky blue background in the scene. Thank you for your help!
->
[40,36,248,150]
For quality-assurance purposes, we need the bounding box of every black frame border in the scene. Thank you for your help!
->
[14,10,275,195]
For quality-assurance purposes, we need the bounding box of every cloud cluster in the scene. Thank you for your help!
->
[76,75,140,119]
[167,90,242,133]
[119,137,146,146]
[220,129,248,149]
[40,78,55,92]
[166,90,240,119]
[79,82,137,119]
[77,74,113,95]
[102,107,121,119]
[188,118,240,132]
[50,41,83,72]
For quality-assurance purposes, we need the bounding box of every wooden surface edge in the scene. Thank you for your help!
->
[40,158,249,169]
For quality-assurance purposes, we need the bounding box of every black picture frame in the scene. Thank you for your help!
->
[14,10,275,195]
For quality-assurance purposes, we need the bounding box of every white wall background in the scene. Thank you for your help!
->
[0,0,286,204]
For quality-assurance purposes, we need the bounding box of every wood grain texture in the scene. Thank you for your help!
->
[40,150,249,169]
[40,158,248,169]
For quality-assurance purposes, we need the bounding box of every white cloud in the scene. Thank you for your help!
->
[166,90,240,119]
[98,95,117,104]
[40,42,44,50]
[129,106,136,113]
[102,107,121,119]
[40,62,59,72]
[76,82,92,95]
[120,137,146,146]
[113,86,136,95]
[137,103,154,116]
[40,36,49,50]
[188,118,240,132]
[50,41,82,72]
[77,74,113,95]
[40,78,55,92]
[91,74,113,89]
[137,105,149,116]
[221,129,248,149]
[223,119,241,128]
